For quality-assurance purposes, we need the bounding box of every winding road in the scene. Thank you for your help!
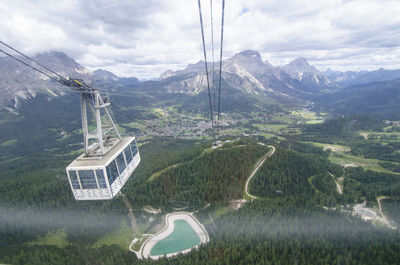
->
[328,172,343,195]
[244,145,276,200]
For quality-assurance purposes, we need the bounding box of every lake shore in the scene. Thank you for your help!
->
[139,212,209,260]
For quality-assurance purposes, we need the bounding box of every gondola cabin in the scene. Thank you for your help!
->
[66,137,140,200]
[0,43,142,201]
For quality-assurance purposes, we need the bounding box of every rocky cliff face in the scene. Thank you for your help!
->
[158,50,334,100]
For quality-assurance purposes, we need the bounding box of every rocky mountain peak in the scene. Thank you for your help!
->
[35,51,89,75]
[284,57,317,73]
[160,69,175,80]
[227,50,266,76]
[93,69,119,81]
[229,50,263,66]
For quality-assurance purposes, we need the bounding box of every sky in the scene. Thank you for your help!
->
[1,0,400,79]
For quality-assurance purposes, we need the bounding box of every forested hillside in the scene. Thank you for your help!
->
[249,148,341,206]
[3,198,400,265]
[316,78,400,120]
[1,113,400,264]
[123,138,268,208]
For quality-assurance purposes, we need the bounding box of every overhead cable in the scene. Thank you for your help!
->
[210,0,216,112]
[217,0,225,133]
[0,47,56,81]
[0,40,67,82]
[197,0,214,131]
[0,41,96,93]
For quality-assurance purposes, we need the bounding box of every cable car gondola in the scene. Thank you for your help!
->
[63,79,141,200]
[66,136,140,200]
[0,41,141,201]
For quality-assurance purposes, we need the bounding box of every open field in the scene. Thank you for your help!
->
[93,222,133,249]
[306,141,399,174]
[29,230,69,248]
[1,139,18,146]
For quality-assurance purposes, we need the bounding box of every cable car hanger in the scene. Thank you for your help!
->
[197,0,225,137]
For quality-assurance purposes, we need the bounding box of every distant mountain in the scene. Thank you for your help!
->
[281,57,332,89]
[0,51,92,110]
[3,49,400,118]
[158,50,334,103]
[324,67,400,87]
[0,52,141,111]
[93,69,139,85]
[93,69,119,81]
[317,78,400,120]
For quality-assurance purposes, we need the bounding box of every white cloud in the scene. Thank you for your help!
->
[1,0,400,79]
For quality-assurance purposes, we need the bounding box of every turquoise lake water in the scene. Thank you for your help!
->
[150,219,201,256]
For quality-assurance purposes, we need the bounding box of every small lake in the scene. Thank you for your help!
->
[150,219,201,256]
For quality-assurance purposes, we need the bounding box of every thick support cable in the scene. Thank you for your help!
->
[217,0,225,134]
[0,48,56,81]
[0,40,96,93]
[197,0,214,131]
[210,0,216,112]
[0,40,67,82]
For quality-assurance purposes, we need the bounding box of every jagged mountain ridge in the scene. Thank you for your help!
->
[93,69,140,85]
[0,51,141,110]
[2,49,400,113]
[323,67,400,87]
[158,50,334,101]
[316,77,400,120]
[280,57,332,88]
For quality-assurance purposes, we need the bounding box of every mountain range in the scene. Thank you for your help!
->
[157,50,334,100]
[1,49,400,119]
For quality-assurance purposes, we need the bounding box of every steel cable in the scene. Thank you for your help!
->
[197,0,214,132]
[217,0,225,133]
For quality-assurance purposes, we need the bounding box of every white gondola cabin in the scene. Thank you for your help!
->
[0,44,141,201]
[66,137,140,200]
[60,79,141,200]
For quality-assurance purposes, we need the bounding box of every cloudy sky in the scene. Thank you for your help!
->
[1,0,400,79]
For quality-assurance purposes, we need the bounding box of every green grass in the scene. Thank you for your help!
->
[329,153,397,174]
[252,124,288,132]
[148,163,181,181]
[305,141,398,174]
[260,133,285,140]
[93,222,133,249]
[123,122,147,131]
[29,230,69,247]
[306,142,351,152]
[214,205,230,218]
[218,128,242,135]
[306,120,324,124]
[151,108,167,118]
[308,175,319,193]
[1,139,18,146]
[291,110,319,120]
[272,115,294,124]
[360,131,400,143]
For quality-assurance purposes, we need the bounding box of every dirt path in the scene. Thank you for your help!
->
[244,145,276,200]
[377,196,394,229]
[377,196,388,213]
[149,163,181,181]
[121,192,137,233]
[328,172,342,195]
